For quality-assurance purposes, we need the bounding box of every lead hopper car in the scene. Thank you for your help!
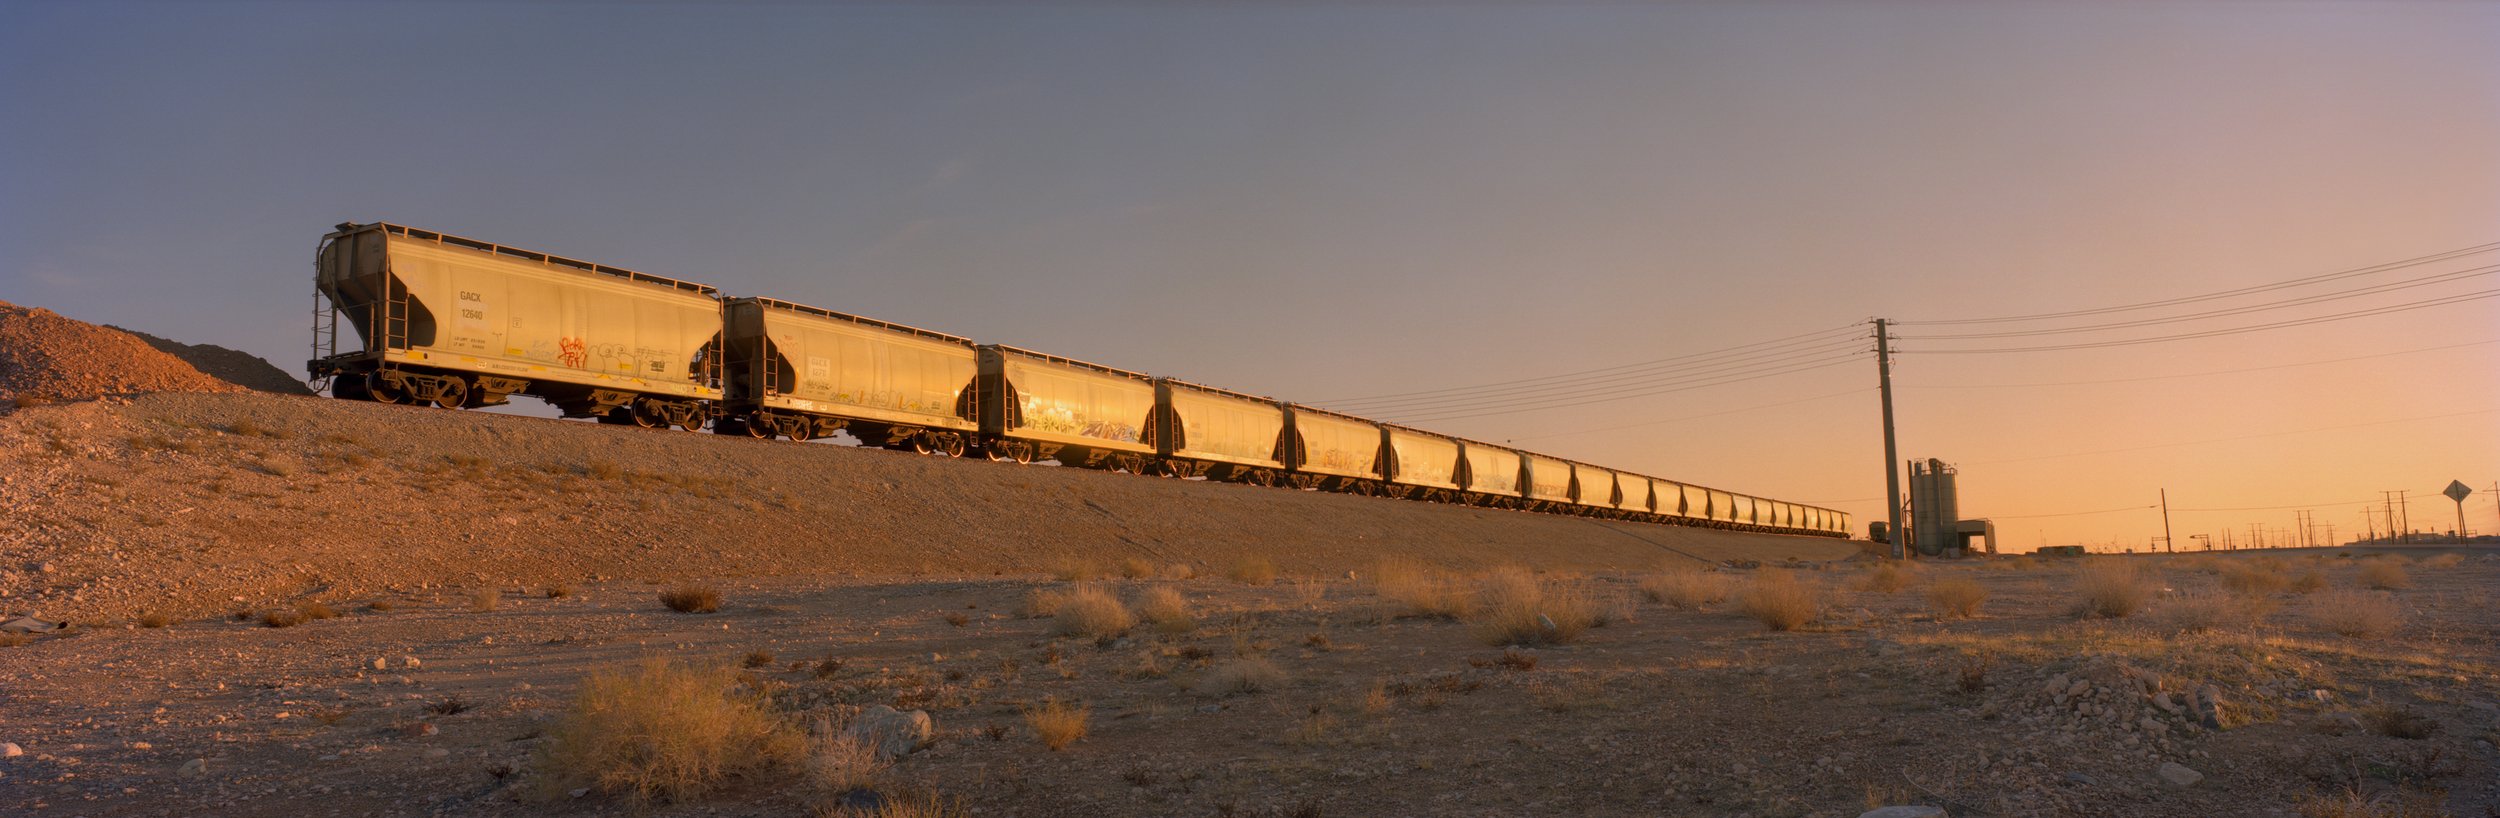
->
[308,222,1850,537]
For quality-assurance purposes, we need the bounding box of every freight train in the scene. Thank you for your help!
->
[307,222,1850,538]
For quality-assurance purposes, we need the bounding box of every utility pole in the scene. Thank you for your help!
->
[1874,318,1904,560]
[2160,489,2174,553]
[2322,523,2336,547]
[2398,490,2411,543]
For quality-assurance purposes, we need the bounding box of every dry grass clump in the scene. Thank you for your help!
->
[1925,577,1986,619]
[545,584,576,599]
[2159,590,2265,633]
[260,600,338,628]
[2309,589,2402,638]
[2071,559,2151,618]
[1118,558,1155,580]
[1018,588,1071,618]
[1137,586,1195,634]
[1196,656,1288,696]
[801,717,887,796]
[2418,553,2464,570]
[469,587,502,612]
[0,632,39,647]
[1861,561,1914,593]
[1374,558,1476,619]
[1639,567,1732,610]
[659,586,722,614]
[1467,567,1604,647]
[1023,700,1089,751]
[138,612,173,628]
[1735,569,1820,632]
[2366,704,2439,740]
[2289,570,2328,594]
[2358,560,2412,590]
[1049,585,1134,638]
[1162,563,1198,581]
[819,789,969,818]
[2221,564,2291,596]
[1226,556,1279,586]
[536,658,802,804]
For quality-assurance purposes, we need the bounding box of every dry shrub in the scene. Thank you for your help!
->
[2358,560,2412,590]
[2072,559,2151,618]
[535,658,802,804]
[1018,588,1071,618]
[299,601,338,621]
[2419,553,2464,570]
[1227,556,1279,586]
[545,584,576,599]
[1467,567,1602,647]
[1374,558,1475,619]
[260,608,306,628]
[743,650,777,669]
[2221,564,2291,596]
[1640,568,1732,611]
[1290,578,1328,607]
[2160,589,2262,633]
[2289,570,2328,594]
[1197,656,1287,696]
[0,632,37,647]
[1050,585,1134,638]
[2310,589,2401,638]
[1735,569,1819,632]
[1023,700,1089,751]
[2366,705,2439,740]
[1861,562,1913,593]
[943,612,969,628]
[820,789,969,818]
[1137,586,1195,634]
[660,586,722,614]
[1118,558,1154,579]
[138,612,173,628]
[802,718,887,795]
[469,588,501,612]
[367,598,397,612]
[1926,577,1986,619]
[1162,563,1198,580]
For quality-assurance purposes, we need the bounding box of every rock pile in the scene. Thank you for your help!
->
[107,325,311,396]
[0,301,244,403]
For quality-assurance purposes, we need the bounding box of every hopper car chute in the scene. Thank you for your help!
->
[308,222,1850,540]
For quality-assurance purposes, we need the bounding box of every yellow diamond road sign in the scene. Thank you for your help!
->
[2446,480,2474,503]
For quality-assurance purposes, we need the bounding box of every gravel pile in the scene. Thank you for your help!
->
[107,325,313,396]
[0,301,245,402]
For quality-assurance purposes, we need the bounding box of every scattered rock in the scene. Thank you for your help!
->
[2191,684,2227,729]
[2062,771,2098,787]
[2156,762,2203,788]
[1,616,64,634]
[1,742,23,757]
[842,705,933,760]
[176,758,207,779]
[2152,691,2181,714]
[403,723,439,738]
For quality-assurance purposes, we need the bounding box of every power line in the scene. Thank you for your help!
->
[1964,407,2500,465]
[1317,323,1864,407]
[1901,287,2500,355]
[1340,337,1870,417]
[1989,504,2157,520]
[1896,241,2499,326]
[1899,263,2499,341]
[1383,354,1866,424]
[1901,337,2500,390]
[1345,340,1867,416]
[1502,387,1872,443]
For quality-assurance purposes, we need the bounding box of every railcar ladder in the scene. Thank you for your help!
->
[308,291,337,391]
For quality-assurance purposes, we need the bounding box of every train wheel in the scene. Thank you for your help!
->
[1011,443,1034,464]
[744,417,774,439]
[935,434,965,458]
[630,400,666,430]
[430,378,469,409]
[788,421,814,443]
[366,373,409,405]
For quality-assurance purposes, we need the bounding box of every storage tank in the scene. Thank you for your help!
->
[1909,458,1960,556]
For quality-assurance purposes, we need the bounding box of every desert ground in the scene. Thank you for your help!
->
[4,306,2497,817]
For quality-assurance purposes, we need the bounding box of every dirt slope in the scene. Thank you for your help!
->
[0,391,1852,622]
[107,325,314,396]
[0,300,245,402]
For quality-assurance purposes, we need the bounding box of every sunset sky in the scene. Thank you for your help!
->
[4,2,2494,551]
